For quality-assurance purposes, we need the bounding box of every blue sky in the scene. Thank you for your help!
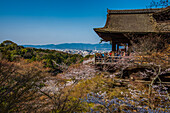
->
[0,0,153,45]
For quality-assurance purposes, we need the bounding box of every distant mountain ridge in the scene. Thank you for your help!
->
[22,43,112,50]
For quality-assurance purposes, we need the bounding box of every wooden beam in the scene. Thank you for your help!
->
[128,42,132,55]
[117,43,120,52]
[125,44,127,52]
[112,40,116,52]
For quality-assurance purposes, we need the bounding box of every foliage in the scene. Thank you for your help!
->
[43,74,129,112]
[84,55,94,59]
[130,34,169,54]
[0,59,48,112]
[40,76,87,113]
[0,40,83,75]
[148,0,169,8]
[84,88,170,113]
[0,36,169,112]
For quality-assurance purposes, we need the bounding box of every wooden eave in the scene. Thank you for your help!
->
[94,28,170,34]
[153,6,170,15]
[94,28,170,42]
[107,8,162,14]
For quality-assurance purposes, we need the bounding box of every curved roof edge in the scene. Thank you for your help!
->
[107,7,165,14]
[93,28,170,34]
[93,6,170,34]
[153,6,170,15]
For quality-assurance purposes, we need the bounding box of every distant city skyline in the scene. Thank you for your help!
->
[0,0,154,45]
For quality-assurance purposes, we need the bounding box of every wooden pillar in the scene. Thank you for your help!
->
[112,40,116,52]
[112,39,116,56]
[125,43,127,52]
[117,43,120,52]
[128,42,132,55]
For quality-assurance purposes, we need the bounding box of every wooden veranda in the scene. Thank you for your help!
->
[95,55,131,65]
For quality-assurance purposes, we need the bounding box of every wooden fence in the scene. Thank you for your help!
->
[94,54,169,65]
[95,55,132,64]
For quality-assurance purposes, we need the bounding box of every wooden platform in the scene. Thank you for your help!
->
[95,55,169,65]
[95,55,134,65]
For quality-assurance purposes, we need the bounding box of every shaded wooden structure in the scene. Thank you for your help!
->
[94,7,170,54]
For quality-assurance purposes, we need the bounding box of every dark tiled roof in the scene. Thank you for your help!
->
[107,8,162,14]
[153,6,170,21]
[94,7,170,34]
[153,6,170,15]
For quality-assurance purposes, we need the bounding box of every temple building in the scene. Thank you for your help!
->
[94,6,170,54]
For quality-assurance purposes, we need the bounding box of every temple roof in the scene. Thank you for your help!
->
[107,8,161,14]
[94,7,170,34]
[153,6,170,21]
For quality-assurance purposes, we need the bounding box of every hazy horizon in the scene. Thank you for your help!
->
[0,0,153,45]
[21,42,111,45]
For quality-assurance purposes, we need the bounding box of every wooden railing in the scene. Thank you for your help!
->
[95,55,131,64]
[95,54,169,65]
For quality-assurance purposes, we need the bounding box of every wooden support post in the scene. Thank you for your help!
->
[112,40,116,56]
[128,42,132,56]
[125,43,127,52]
[112,41,116,52]
[104,55,106,63]
[117,43,120,52]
